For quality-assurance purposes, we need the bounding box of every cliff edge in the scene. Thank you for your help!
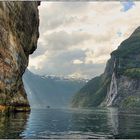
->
[72,27,140,108]
[0,1,40,112]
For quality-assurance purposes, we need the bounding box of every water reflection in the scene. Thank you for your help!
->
[70,109,114,136]
[0,112,29,139]
[107,108,119,136]
[109,108,140,139]
[21,108,140,139]
[1,108,140,138]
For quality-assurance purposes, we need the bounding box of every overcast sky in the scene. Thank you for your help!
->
[28,1,140,79]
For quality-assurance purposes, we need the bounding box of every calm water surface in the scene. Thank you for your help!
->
[0,108,140,139]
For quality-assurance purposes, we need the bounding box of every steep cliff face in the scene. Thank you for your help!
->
[72,27,140,108]
[0,2,40,111]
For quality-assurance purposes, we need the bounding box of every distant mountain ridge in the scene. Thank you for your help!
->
[42,75,88,82]
[23,70,86,108]
[72,26,140,108]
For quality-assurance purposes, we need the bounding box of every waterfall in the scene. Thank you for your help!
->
[106,60,118,106]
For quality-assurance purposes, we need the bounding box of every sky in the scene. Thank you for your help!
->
[28,1,140,79]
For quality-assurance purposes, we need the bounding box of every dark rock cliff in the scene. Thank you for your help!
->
[0,2,40,111]
[72,27,140,108]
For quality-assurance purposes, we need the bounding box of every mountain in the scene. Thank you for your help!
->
[23,70,86,108]
[0,2,39,112]
[72,27,140,108]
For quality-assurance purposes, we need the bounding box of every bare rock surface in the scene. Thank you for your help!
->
[0,1,40,111]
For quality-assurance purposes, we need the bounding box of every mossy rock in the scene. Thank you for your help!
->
[122,96,140,108]
[124,68,140,78]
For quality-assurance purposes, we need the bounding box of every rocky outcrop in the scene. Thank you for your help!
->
[0,2,40,112]
[72,26,140,108]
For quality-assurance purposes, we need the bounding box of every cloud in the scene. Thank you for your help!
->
[43,31,92,51]
[38,2,90,32]
[42,15,78,31]
[30,41,47,58]
[73,59,83,64]
[28,2,140,79]
[29,46,108,79]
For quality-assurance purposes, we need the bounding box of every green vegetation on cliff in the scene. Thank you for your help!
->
[124,68,140,78]
[71,76,111,107]
[72,26,140,108]
[122,96,140,108]
[112,27,140,78]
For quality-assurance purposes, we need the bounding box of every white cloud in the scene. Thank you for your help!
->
[29,55,46,70]
[29,1,140,79]
[73,59,83,64]
[43,31,92,51]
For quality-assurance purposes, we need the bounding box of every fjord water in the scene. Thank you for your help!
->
[1,108,140,139]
